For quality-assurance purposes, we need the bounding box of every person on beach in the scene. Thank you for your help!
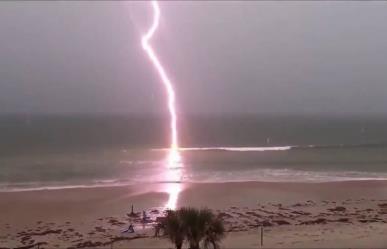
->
[142,210,148,222]
[122,223,134,233]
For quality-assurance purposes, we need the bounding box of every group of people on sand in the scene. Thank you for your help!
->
[122,205,151,234]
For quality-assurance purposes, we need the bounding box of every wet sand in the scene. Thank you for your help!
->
[1,180,387,248]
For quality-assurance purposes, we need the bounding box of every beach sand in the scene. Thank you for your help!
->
[1,180,387,248]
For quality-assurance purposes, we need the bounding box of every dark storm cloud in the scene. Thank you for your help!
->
[0,1,386,115]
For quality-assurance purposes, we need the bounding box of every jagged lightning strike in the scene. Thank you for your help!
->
[142,1,182,210]
[141,0,180,166]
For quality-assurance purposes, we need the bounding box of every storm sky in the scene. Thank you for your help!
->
[1,1,387,115]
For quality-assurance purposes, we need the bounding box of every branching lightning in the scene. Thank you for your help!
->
[141,1,180,166]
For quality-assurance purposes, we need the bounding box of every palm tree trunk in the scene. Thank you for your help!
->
[175,241,182,249]
[189,241,200,249]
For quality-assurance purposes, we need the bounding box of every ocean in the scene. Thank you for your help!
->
[1,113,387,191]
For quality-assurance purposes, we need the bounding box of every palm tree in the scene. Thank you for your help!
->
[159,207,226,249]
[162,210,185,249]
[179,207,204,249]
[202,217,225,249]
[179,207,223,249]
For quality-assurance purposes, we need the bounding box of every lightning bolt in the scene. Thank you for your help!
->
[141,1,180,166]
[141,1,182,210]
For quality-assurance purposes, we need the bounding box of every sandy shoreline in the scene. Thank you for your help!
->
[1,180,387,248]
